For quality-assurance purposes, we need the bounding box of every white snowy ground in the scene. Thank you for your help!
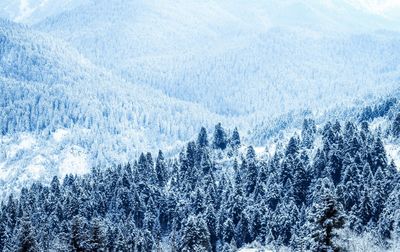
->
[384,142,400,168]
[0,128,90,198]
[369,117,400,169]
[238,247,273,252]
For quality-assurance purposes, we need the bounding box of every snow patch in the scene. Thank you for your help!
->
[27,164,46,180]
[0,161,10,181]
[53,128,69,142]
[266,142,277,157]
[254,146,266,155]
[238,145,266,157]
[15,0,35,22]
[369,117,386,132]
[238,248,273,252]
[26,155,48,180]
[384,142,400,168]
[7,134,36,159]
[58,146,89,178]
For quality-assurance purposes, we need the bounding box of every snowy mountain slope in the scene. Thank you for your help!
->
[1,0,400,194]
[218,0,400,32]
[0,19,234,194]
[2,2,400,250]
[120,29,400,116]
[0,0,90,24]
[3,0,400,30]
[33,0,400,117]
[249,91,400,145]
[249,91,400,175]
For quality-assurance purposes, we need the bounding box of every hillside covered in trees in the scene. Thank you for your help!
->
[1,1,400,251]
[2,0,400,205]
[2,118,400,251]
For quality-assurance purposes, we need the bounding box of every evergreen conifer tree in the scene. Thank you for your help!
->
[179,215,212,252]
[213,123,227,150]
[197,127,209,148]
[230,127,241,149]
[305,180,345,252]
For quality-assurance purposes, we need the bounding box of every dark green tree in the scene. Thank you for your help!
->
[212,123,227,150]
[392,113,400,137]
[305,180,345,252]
[17,215,39,252]
[230,127,241,149]
[197,127,209,148]
[179,215,212,252]
[155,150,167,187]
[245,146,258,196]
[301,118,316,149]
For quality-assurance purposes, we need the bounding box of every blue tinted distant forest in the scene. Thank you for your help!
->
[2,0,400,251]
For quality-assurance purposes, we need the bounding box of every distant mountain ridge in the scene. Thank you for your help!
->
[0,19,230,195]
[31,0,400,116]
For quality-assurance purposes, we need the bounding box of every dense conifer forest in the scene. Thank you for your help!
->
[2,1,400,251]
[2,119,400,251]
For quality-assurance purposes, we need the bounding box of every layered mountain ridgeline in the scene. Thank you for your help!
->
[0,19,226,148]
[36,0,400,117]
[2,117,400,251]
[0,18,232,195]
[2,0,400,202]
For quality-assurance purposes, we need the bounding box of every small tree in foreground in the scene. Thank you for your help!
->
[305,179,345,252]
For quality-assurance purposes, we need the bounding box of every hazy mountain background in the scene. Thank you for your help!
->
[1,0,400,194]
